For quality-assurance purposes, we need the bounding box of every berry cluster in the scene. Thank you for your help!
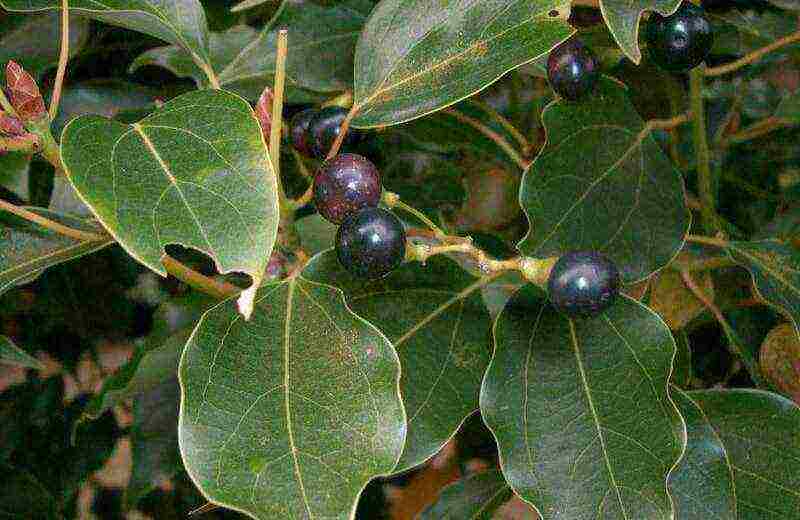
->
[290,105,361,159]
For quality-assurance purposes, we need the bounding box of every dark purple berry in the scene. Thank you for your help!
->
[290,108,317,157]
[336,208,406,280]
[646,2,713,72]
[547,39,600,101]
[309,106,360,159]
[313,153,382,224]
[547,251,621,318]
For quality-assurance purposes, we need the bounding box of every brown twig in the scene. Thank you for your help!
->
[49,0,70,120]
[443,108,529,170]
[705,29,800,77]
[324,104,358,161]
[161,255,240,300]
[0,198,107,242]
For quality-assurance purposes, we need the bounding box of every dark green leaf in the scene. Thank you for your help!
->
[519,77,690,282]
[726,240,800,337]
[775,91,800,125]
[179,270,405,519]
[481,285,681,519]
[0,335,42,369]
[672,388,800,519]
[0,465,60,519]
[60,89,279,317]
[0,208,113,296]
[420,470,513,519]
[304,252,492,472]
[598,0,681,64]
[295,214,337,256]
[0,0,213,77]
[0,152,31,200]
[351,0,574,128]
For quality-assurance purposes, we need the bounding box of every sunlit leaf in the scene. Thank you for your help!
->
[519,77,690,282]
[0,208,113,296]
[0,336,42,370]
[420,470,513,519]
[481,285,682,519]
[304,252,492,472]
[351,0,574,128]
[60,89,279,318]
[179,269,405,519]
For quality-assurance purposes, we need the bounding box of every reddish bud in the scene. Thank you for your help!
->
[255,86,274,142]
[0,112,25,135]
[5,61,46,122]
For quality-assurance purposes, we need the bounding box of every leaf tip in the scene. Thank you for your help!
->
[237,285,257,320]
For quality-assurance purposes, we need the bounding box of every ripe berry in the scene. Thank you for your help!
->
[289,108,317,157]
[645,2,713,72]
[547,251,621,318]
[336,208,406,280]
[313,153,382,224]
[309,106,360,158]
[547,39,600,101]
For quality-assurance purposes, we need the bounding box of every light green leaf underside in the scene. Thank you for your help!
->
[420,470,513,519]
[598,0,681,64]
[60,89,279,315]
[0,0,211,69]
[481,285,682,519]
[519,77,690,283]
[726,240,800,338]
[0,208,113,297]
[179,271,405,519]
[304,252,493,472]
[352,0,575,128]
[672,388,800,519]
[0,336,43,370]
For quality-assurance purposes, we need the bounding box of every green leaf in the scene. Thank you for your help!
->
[726,240,800,337]
[709,9,799,57]
[0,152,31,200]
[519,77,690,282]
[481,285,682,519]
[775,91,800,125]
[60,89,279,318]
[598,0,681,64]
[295,214,337,257]
[0,11,90,79]
[127,378,183,508]
[179,270,405,519]
[420,470,513,519]
[0,336,42,369]
[304,252,493,472]
[351,0,574,128]
[0,0,213,76]
[0,208,113,296]
[668,387,736,519]
[131,2,367,100]
[0,465,60,519]
[671,388,800,519]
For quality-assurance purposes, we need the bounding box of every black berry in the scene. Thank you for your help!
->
[547,38,600,101]
[289,108,317,157]
[645,2,713,72]
[309,106,360,159]
[313,153,382,224]
[336,208,406,280]
[547,251,621,318]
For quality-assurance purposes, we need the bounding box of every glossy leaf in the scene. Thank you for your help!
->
[519,77,690,282]
[481,285,681,519]
[351,0,574,128]
[0,336,42,369]
[420,470,513,519]
[668,387,736,520]
[304,252,493,472]
[179,271,405,519]
[0,11,90,79]
[0,208,113,296]
[598,0,681,64]
[0,0,212,75]
[60,89,279,318]
[671,388,800,519]
[726,240,800,337]
[132,2,368,100]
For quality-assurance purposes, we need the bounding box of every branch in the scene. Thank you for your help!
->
[721,116,791,146]
[383,192,445,237]
[468,99,531,156]
[161,255,240,300]
[49,0,70,120]
[0,198,107,242]
[270,30,289,207]
[705,29,800,77]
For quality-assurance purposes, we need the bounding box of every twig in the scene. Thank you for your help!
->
[468,99,531,156]
[680,270,767,387]
[0,198,107,242]
[383,192,445,237]
[289,185,314,210]
[721,116,790,146]
[690,68,719,235]
[325,105,357,161]
[0,133,40,153]
[686,234,728,248]
[161,255,239,300]
[443,108,529,170]
[290,147,313,179]
[705,29,800,77]
[270,30,289,207]
[49,0,70,120]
